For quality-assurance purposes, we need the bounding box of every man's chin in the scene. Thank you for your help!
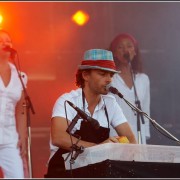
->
[101,90,108,95]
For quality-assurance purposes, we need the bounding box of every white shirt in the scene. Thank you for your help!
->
[110,73,150,144]
[0,63,27,145]
[49,88,127,159]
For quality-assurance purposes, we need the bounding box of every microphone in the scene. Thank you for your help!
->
[3,46,17,60]
[123,52,131,63]
[66,101,100,130]
[3,46,17,55]
[106,84,124,98]
[66,114,81,134]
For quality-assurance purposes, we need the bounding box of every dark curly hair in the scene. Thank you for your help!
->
[109,33,143,74]
[75,69,92,88]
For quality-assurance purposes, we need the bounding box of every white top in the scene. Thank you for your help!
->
[109,73,150,144]
[0,63,27,145]
[49,88,127,159]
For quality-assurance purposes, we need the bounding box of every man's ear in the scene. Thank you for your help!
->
[82,70,90,81]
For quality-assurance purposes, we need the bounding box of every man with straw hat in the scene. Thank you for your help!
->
[45,49,137,178]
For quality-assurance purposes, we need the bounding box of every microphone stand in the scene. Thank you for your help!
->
[126,57,145,144]
[64,136,84,178]
[114,91,180,145]
[11,52,35,178]
[64,110,84,177]
[64,137,84,165]
[65,114,84,163]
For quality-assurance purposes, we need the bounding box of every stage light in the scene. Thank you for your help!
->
[71,10,89,26]
[0,14,3,25]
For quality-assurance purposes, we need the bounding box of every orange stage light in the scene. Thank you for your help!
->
[71,10,89,26]
[0,14,3,24]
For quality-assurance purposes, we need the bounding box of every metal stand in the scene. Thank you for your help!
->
[116,91,180,145]
[124,54,145,144]
[64,141,84,165]
[24,95,35,178]
[65,113,84,164]
[11,51,35,178]
[64,110,84,178]
[64,134,84,178]
[129,67,145,144]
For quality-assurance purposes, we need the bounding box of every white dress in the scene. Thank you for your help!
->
[0,62,27,178]
[109,73,150,144]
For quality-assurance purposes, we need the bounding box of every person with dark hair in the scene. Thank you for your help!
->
[0,29,28,178]
[109,33,150,144]
[45,49,137,178]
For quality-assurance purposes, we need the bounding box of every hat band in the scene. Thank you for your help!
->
[81,60,116,70]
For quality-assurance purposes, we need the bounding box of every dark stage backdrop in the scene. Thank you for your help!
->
[0,2,180,178]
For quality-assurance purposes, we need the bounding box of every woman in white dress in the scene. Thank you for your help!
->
[0,29,28,178]
[109,33,150,144]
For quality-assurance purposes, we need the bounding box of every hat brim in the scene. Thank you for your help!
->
[78,65,120,73]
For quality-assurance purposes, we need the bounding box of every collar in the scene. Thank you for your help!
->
[81,88,105,111]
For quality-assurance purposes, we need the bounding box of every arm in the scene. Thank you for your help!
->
[115,122,137,144]
[51,117,119,148]
[51,116,97,151]
[15,91,27,157]
[108,97,137,144]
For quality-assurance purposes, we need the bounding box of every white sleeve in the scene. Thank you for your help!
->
[110,100,127,128]
[52,96,76,122]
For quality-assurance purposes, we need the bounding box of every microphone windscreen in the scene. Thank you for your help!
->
[3,46,17,54]
[106,85,124,98]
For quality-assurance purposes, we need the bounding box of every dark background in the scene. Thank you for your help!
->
[0,2,180,178]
